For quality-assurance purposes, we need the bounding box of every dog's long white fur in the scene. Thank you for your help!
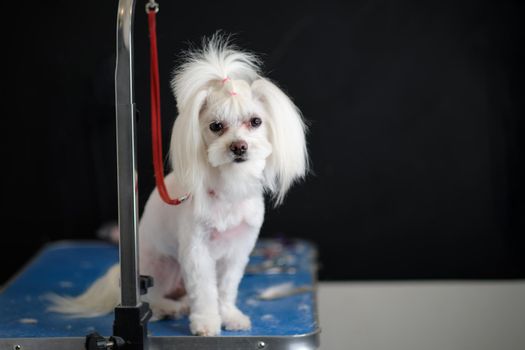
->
[48,34,308,336]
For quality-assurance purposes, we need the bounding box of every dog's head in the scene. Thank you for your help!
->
[170,35,308,205]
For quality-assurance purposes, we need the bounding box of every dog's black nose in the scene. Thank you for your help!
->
[230,140,248,156]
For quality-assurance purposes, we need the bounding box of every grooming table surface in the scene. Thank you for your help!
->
[0,239,319,349]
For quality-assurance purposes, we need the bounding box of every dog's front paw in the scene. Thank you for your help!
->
[189,312,221,336]
[221,307,252,331]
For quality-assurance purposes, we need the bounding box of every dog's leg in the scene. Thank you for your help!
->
[179,238,222,336]
[142,284,190,321]
[217,229,258,331]
[148,297,189,321]
[140,243,189,320]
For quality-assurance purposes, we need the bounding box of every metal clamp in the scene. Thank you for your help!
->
[145,0,159,13]
[85,332,125,350]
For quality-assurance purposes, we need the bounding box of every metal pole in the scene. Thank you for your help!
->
[113,1,152,349]
[115,0,140,308]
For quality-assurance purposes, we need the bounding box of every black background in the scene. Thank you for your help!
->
[2,0,524,283]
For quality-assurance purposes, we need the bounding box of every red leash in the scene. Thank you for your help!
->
[147,2,188,205]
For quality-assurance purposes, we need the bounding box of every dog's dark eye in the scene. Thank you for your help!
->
[250,117,262,128]
[209,121,224,133]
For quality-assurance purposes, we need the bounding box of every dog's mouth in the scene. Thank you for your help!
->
[233,157,247,163]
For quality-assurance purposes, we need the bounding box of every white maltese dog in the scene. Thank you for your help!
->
[49,35,308,336]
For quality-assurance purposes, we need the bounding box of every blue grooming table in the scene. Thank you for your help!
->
[0,239,320,349]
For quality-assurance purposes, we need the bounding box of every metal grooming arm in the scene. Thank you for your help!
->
[114,0,153,349]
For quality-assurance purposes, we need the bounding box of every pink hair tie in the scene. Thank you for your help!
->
[221,77,237,96]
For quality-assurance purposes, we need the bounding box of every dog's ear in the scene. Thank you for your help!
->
[169,90,208,195]
[251,78,309,205]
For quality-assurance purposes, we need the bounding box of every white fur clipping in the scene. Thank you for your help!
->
[258,282,312,300]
